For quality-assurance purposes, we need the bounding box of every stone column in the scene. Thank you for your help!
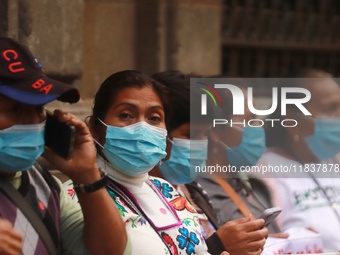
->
[135,0,168,75]
[167,0,222,76]
[82,0,136,98]
[135,0,223,77]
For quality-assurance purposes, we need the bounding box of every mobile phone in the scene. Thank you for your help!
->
[44,111,75,159]
[257,207,282,228]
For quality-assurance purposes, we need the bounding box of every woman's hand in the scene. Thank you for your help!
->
[216,215,268,255]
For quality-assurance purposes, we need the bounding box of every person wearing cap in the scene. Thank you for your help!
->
[0,37,129,255]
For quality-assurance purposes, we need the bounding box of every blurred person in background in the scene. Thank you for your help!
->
[258,69,340,252]
[150,71,269,255]
[196,79,281,235]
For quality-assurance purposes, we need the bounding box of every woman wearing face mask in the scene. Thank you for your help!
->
[193,80,281,235]
[88,70,211,255]
[150,71,268,255]
[258,69,340,252]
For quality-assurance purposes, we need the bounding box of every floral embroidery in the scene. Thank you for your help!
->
[151,179,174,199]
[170,196,196,213]
[104,179,207,254]
[107,189,128,217]
[129,216,147,228]
[194,227,205,243]
[162,232,178,255]
[182,216,199,228]
[63,180,78,201]
[138,217,147,226]
[176,227,200,255]
[67,186,75,199]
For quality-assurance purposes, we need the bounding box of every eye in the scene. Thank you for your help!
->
[119,112,133,121]
[148,115,162,123]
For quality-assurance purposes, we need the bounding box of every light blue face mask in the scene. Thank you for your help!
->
[0,122,45,173]
[159,138,208,185]
[219,126,266,169]
[305,116,340,160]
[98,120,167,176]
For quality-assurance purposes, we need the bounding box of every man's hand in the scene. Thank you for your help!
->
[43,110,100,184]
[216,215,268,255]
[0,218,22,255]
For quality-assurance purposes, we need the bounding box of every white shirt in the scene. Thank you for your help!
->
[258,150,340,252]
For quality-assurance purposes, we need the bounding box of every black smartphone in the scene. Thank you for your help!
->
[257,207,282,228]
[44,111,75,159]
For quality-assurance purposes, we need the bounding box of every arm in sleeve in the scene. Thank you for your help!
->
[57,177,131,255]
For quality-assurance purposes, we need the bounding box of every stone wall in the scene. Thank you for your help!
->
[167,0,222,76]
[0,0,83,83]
[82,0,136,98]
[1,0,224,99]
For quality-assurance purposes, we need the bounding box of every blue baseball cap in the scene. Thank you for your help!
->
[0,37,80,105]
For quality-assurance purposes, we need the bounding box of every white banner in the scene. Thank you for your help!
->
[262,227,325,255]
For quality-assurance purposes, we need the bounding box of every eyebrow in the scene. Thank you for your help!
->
[114,102,164,111]
[114,102,138,110]
[148,105,164,112]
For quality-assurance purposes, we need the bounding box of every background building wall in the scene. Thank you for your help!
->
[167,0,222,76]
[0,0,223,100]
[0,0,83,84]
[0,0,339,101]
[82,0,136,98]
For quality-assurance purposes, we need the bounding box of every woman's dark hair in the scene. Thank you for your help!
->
[265,68,333,147]
[92,70,170,129]
[152,70,214,132]
[152,71,189,132]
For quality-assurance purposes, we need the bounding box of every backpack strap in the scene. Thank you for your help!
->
[0,177,58,255]
[34,163,61,194]
[213,177,255,219]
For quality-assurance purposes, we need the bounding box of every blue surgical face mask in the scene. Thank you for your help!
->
[97,120,167,176]
[159,138,208,185]
[219,126,266,168]
[0,122,45,173]
[305,116,340,160]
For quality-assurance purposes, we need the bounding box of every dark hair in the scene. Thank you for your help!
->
[265,68,333,147]
[152,70,214,132]
[92,70,170,129]
[152,71,190,132]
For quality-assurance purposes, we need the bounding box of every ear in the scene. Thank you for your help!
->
[89,115,105,143]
